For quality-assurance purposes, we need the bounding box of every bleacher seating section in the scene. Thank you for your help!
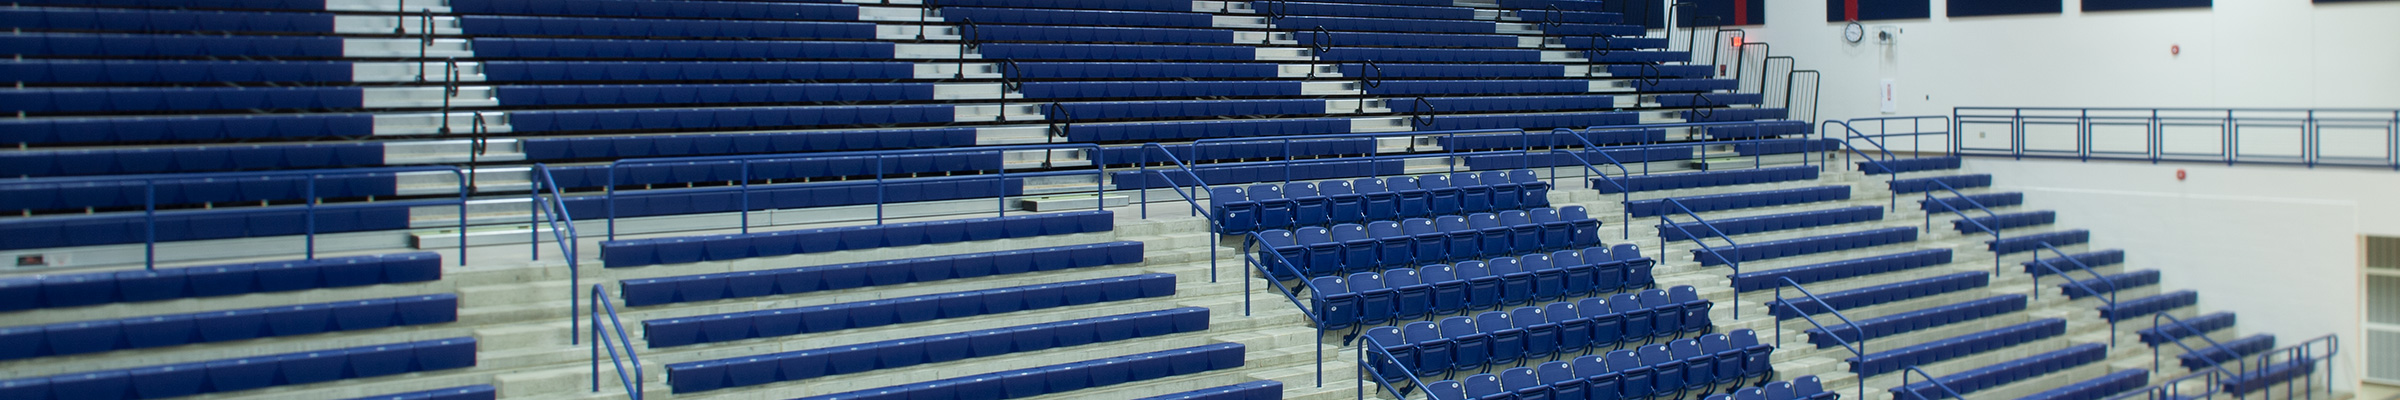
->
[0,337,477,399]
[667,307,1211,393]
[619,241,1143,307]
[0,252,441,311]
[601,210,1113,268]
[642,273,1175,348]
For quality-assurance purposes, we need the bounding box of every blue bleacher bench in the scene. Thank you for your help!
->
[667,307,1209,393]
[1732,248,1953,292]
[618,241,1143,307]
[0,294,455,361]
[1694,227,1918,267]
[0,252,440,312]
[600,210,1111,268]
[790,343,1245,400]
[0,337,475,399]
[1806,294,2028,349]
[1890,343,2106,399]
[342,385,497,400]
[1626,186,1851,218]
[641,273,1175,348]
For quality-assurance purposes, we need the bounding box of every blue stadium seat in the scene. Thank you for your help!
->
[1768,272,1988,319]
[3,337,475,399]
[618,241,1141,306]
[0,252,437,312]
[642,274,1175,348]
[601,210,1108,268]
[1694,227,1919,267]
[1626,186,1851,218]
[1890,343,2106,399]
[792,343,1244,400]
[1805,295,2028,349]
[668,308,1210,393]
[1846,318,2067,376]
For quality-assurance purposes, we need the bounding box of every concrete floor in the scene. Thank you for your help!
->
[2365,382,2400,400]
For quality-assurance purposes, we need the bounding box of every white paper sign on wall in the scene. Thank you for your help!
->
[1880,79,1897,114]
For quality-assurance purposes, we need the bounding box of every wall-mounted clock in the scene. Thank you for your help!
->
[1843,21,1866,43]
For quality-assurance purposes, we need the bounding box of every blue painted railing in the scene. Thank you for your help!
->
[1896,365,1971,400]
[596,143,1113,240]
[1657,198,1744,318]
[2032,242,2121,347]
[2251,334,2338,400]
[1242,230,1329,387]
[1953,107,2400,170]
[589,284,645,399]
[0,166,471,270]
[1772,277,1868,398]
[1356,334,1436,400]
[2150,312,2246,376]
[528,163,588,344]
[1921,179,2003,273]
[1823,116,1952,211]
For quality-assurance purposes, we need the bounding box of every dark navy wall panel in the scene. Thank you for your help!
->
[1612,0,1667,29]
[2084,0,2209,10]
[1826,0,1930,21]
[1679,0,1767,26]
[1948,0,2061,16]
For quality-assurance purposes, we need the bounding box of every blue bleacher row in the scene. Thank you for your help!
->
[1731,249,1954,292]
[1136,381,1283,400]
[0,8,878,39]
[2176,334,2274,371]
[537,152,1003,189]
[792,343,1245,400]
[0,337,477,400]
[1988,229,2091,255]
[1804,294,2028,349]
[0,252,440,312]
[1270,1,1480,21]
[343,385,496,400]
[1406,333,1778,400]
[1115,156,1406,191]
[1438,128,1668,151]
[0,176,1022,251]
[1313,246,1656,329]
[1626,186,1851,218]
[618,241,1143,307]
[0,60,1721,85]
[0,294,455,361]
[2136,312,2234,346]
[1210,171,1554,234]
[2099,290,2198,322]
[1456,146,1694,171]
[2222,359,2317,396]
[641,273,1174,348]
[2019,369,2147,400]
[1728,138,1839,156]
[1361,287,1724,379]
[0,173,394,212]
[1704,121,1816,140]
[601,210,1110,268]
[1890,343,2106,399]
[1951,210,2054,234]
[521,127,974,161]
[669,307,1208,393]
[1096,137,1375,167]
[1654,94,1764,108]
[1513,8,1623,24]
[1847,318,2065,377]
[1593,165,1819,195]
[1257,208,1603,279]
[1766,271,1987,320]
[1393,95,1618,114]
[2,143,381,176]
[1681,108,1786,123]
[1921,192,2024,213]
[1887,174,1993,194]
[2024,250,2124,276]
[1859,157,1962,175]
[2057,269,2159,299]
[1692,227,1919,267]
[1661,206,1882,242]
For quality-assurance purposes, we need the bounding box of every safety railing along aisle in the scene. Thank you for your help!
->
[2031,242,2123,347]
[590,285,646,399]
[530,163,587,343]
[1245,231,1333,387]
[1896,365,1972,400]
[0,166,473,269]
[1951,107,2400,170]
[1658,198,1747,318]
[1773,277,1869,398]
[1822,116,1954,211]
[595,144,1114,240]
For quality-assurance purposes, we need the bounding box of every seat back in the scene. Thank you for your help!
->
[1511,306,1547,327]
[1208,186,1247,207]
[1422,264,1457,282]
[1561,205,1589,220]
[1346,272,1385,294]
[1310,277,1348,297]
[1487,257,1522,274]
[1365,326,1405,348]
[1436,215,1472,231]
[1331,223,1370,241]
[1369,221,1406,237]
[1439,316,1480,338]
[1354,178,1387,193]
[1499,367,1541,390]
[1551,250,1583,266]
[1283,182,1318,198]
[1764,382,1795,400]
[1454,261,1489,279]
[1462,374,1504,397]
[1521,253,1552,271]
[1296,227,1334,243]
[1735,388,1767,400]
[1699,333,1732,353]
[1468,213,1503,228]
[1545,302,1580,323]
[1501,210,1534,226]
[1538,361,1579,384]
[1612,243,1643,261]
[1405,321,1444,343]
[1321,180,1355,196]
[1403,218,1441,235]
[1385,268,1422,287]
[1259,230,1297,247]
[1573,355,1612,377]
[1578,297,1612,319]
[1247,183,1284,201]
[1427,380,1465,400]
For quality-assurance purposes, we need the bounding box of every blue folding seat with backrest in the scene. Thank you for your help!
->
[1323,180,1365,223]
[1463,374,1507,400]
[1539,361,1587,400]
[1579,297,1622,352]
[1608,293,1652,347]
[1483,171,1523,210]
[1729,329,1773,379]
[1429,380,1467,400]
[1349,273,1394,328]
[1566,207,1603,247]
[1669,339,1715,392]
[1575,355,1622,400]
[1422,265,1467,316]
[1638,290,1682,341]
[1386,268,1432,320]
[1368,221,1414,268]
[1454,172,1493,213]
[1406,321,1452,376]
[1513,306,1560,363]
[1545,302,1590,356]
[1607,350,1652,399]
[1249,184,1292,230]
[1422,174,1461,215]
[1467,214,1518,258]
[1501,367,1553,400]
[1530,208,1572,249]
[1639,344,1685,397]
[1286,182,1330,227]
[1438,216,1481,260]
[1482,258,1534,306]
[1614,244,1651,289]
[1297,227,1344,277]
[1551,250,1595,297]
[1208,186,1255,233]
[1405,218,1450,264]
[1477,311,1524,371]
[1331,224,1378,273]
[1442,316,1490,374]
[1669,286,1711,334]
[1364,327,1412,381]
[1388,177,1431,218]
[1357,178,1398,221]
[1517,254,1564,301]
[1456,262,1503,311]
[1500,211,1544,252]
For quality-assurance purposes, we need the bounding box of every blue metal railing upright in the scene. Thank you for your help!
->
[1242,231,1329,387]
[1356,334,1436,400]
[2031,241,2121,347]
[2251,334,2337,400]
[589,284,645,399]
[1895,365,1971,400]
[1953,107,2399,170]
[528,163,587,344]
[0,166,472,270]
[1822,117,1953,211]
[1772,277,1867,398]
[1133,142,1221,282]
[2149,312,2246,376]
[1920,179,2004,273]
[598,144,1112,240]
[1656,198,1744,318]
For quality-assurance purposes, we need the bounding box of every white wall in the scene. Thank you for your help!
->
[1737,0,2400,129]
[1961,157,2386,389]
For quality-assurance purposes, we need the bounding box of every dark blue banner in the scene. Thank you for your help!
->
[1826,0,1930,22]
[1949,0,2061,16]
[2084,0,2210,10]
